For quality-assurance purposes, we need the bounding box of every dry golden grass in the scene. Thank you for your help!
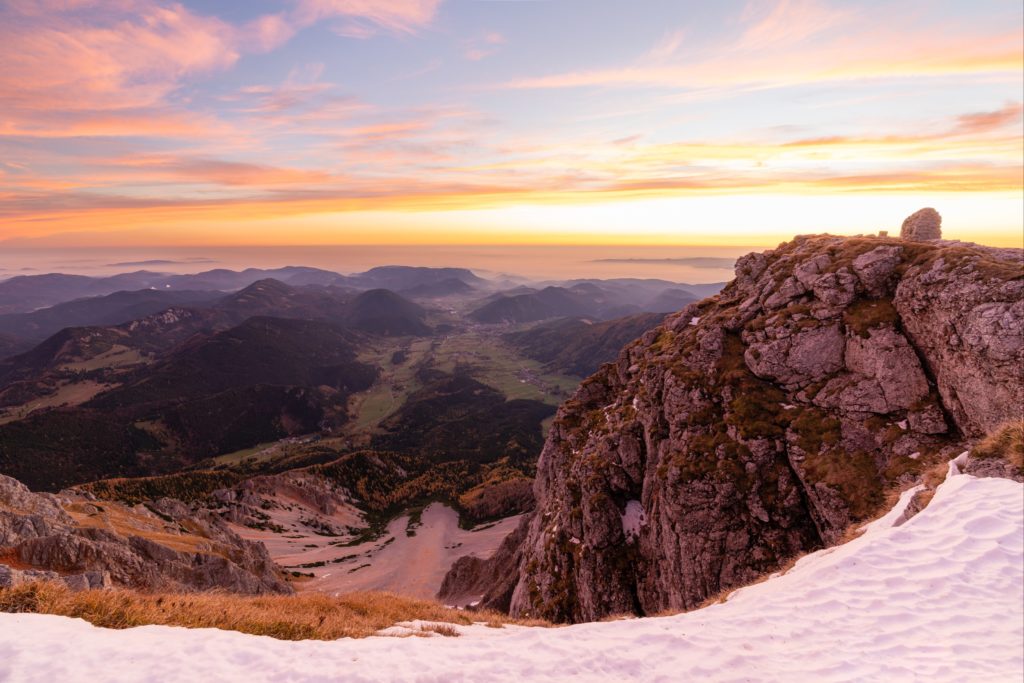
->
[972,420,1024,472]
[898,458,949,515]
[421,623,461,637]
[0,582,548,641]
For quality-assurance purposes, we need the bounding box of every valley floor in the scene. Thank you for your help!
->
[1,473,1021,682]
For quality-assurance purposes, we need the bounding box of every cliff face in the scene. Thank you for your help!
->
[478,235,1022,623]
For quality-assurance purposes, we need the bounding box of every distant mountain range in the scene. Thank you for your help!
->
[468,278,726,324]
[0,263,726,495]
[590,257,737,269]
[0,266,725,357]
[0,265,486,316]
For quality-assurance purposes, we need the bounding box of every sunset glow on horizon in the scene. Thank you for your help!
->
[1,0,1022,250]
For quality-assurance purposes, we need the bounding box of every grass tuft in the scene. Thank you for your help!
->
[971,420,1024,473]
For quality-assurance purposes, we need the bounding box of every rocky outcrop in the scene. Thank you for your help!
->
[893,247,1023,437]
[0,564,111,591]
[900,208,942,241]
[0,474,291,594]
[442,234,1022,623]
[437,516,529,610]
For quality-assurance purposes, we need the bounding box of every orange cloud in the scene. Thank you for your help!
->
[2,97,1019,238]
[95,155,338,187]
[0,109,229,139]
[954,102,1024,134]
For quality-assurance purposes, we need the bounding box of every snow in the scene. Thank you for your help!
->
[620,499,646,540]
[1,473,1021,683]
[249,503,520,601]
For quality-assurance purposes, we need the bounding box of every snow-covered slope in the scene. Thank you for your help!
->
[1,473,1021,683]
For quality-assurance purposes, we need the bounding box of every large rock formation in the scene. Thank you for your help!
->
[0,474,291,593]
[900,208,942,241]
[444,234,1023,623]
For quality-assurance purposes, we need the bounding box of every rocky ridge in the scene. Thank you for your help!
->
[0,474,291,593]
[441,233,1023,622]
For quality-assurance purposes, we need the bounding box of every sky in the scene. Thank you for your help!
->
[0,0,1022,251]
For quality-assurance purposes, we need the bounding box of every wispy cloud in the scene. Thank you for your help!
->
[643,30,686,62]
[464,32,506,61]
[0,1,297,141]
[0,1,447,141]
[294,0,444,36]
[0,0,1019,248]
[737,0,852,50]
[953,102,1024,135]
[95,154,338,187]
[0,1,238,114]
[4,101,1019,239]
[500,1,1019,91]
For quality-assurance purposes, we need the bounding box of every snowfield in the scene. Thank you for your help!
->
[1,472,1021,683]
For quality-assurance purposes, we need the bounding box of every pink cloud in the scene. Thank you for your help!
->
[0,1,238,113]
[0,109,229,139]
[294,0,443,35]
[737,0,853,50]
[954,102,1023,135]
[97,154,337,187]
[331,20,380,39]
[464,32,506,61]
[244,13,297,52]
[0,2,317,140]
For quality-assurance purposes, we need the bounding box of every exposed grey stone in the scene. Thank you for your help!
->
[811,269,859,307]
[745,324,845,387]
[852,246,903,296]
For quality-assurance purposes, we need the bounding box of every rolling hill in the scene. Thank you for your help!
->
[0,288,223,342]
[503,313,667,377]
[0,317,379,490]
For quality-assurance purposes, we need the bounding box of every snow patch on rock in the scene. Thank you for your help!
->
[620,500,646,540]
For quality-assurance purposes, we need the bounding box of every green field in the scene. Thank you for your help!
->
[425,331,578,403]
[0,380,112,425]
[348,329,578,433]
